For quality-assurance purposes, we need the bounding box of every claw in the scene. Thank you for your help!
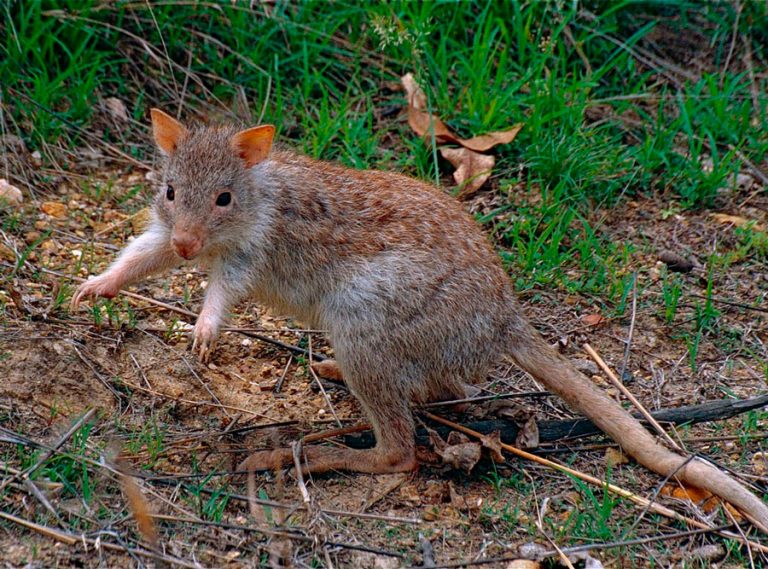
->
[192,321,217,363]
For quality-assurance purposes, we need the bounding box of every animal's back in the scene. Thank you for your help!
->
[255,151,519,402]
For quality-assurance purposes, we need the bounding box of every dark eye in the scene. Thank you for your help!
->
[166,184,175,201]
[216,192,232,207]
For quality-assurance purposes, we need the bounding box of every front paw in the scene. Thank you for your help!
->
[71,274,121,310]
[192,317,219,363]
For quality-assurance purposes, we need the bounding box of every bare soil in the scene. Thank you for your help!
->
[1,159,766,568]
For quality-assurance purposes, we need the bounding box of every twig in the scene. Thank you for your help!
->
[291,440,312,507]
[151,477,421,524]
[303,423,372,444]
[22,479,64,524]
[619,272,637,381]
[307,335,342,427]
[273,355,293,393]
[688,292,768,314]
[0,510,76,544]
[0,511,200,568]
[0,408,97,493]
[584,343,681,451]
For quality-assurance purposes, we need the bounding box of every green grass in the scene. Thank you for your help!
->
[3,1,766,304]
[1,3,767,564]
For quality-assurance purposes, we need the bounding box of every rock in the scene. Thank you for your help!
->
[0,179,23,206]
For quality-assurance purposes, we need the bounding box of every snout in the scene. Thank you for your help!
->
[172,231,204,260]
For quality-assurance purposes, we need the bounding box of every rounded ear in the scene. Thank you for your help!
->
[150,108,188,154]
[231,125,275,168]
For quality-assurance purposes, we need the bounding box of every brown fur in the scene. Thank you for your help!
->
[72,110,768,528]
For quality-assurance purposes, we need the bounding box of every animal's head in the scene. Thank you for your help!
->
[150,108,275,260]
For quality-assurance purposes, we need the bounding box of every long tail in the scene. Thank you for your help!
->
[509,331,768,530]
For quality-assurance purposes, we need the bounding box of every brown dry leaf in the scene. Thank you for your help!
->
[514,417,539,449]
[104,97,129,121]
[439,440,482,473]
[440,147,495,199]
[660,483,737,517]
[400,73,522,152]
[398,483,422,505]
[114,453,158,548]
[459,124,523,152]
[446,431,470,446]
[711,213,764,230]
[752,451,768,475]
[401,73,454,142]
[40,201,67,218]
[605,447,629,467]
[448,481,484,512]
[422,480,449,505]
[479,430,506,462]
[0,179,23,206]
[581,313,606,327]
[658,250,695,273]
[0,243,16,263]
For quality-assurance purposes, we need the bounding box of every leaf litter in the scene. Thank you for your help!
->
[401,72,522,198]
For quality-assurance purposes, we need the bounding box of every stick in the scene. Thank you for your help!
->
[0,408,96,493]
[584,343,681,450]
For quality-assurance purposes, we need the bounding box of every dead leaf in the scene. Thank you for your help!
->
[711,213,764,230]
[0,243,16,263]
[422,480,449,505]
[40,201,67,218]
[398,483,422,505]
[518,542,550,560]
[605,447,628,467]
[0,179,23,206]
[660,483,738,518]
[459,124,523,152]
[440,441,481,473]
[688,544,725,563]
[752,451,768,475]
[104,97,129,121]
[446,431,470,446]
[514,417,539,449]
[479,431,506,462]
[581,313,606,327]
[448,481,484,511]
[401,73,454,142]
[401,73,522,152]
[440,147,495,198]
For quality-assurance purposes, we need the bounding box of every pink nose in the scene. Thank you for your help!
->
[172,236,202,259]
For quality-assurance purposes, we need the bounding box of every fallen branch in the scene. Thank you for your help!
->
[340,394,768,449]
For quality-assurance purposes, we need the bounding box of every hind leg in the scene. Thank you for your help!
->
[239,385,416,475]
[239,362,417,474]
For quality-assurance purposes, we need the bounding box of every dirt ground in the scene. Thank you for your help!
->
[1,155,766,568]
